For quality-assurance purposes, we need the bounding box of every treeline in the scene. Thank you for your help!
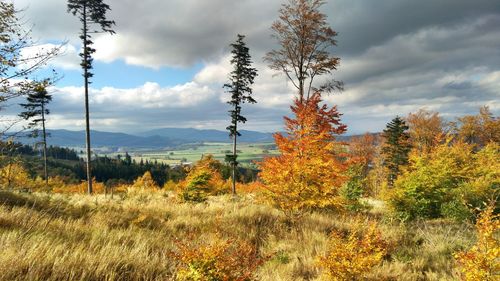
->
[347,106,499,220]
[0,141,258,187]
[9,143,79,161]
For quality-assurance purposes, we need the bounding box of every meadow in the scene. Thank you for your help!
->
[0,189,471,281]
[106,142,279,167]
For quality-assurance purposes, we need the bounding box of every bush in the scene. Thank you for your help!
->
[170,235,264,281]
[318,222,387,280]
[180,155,227,202]
[127,171,159,194]
[387,142,499,221]
[0,163,32,189]
[455,206,499,281]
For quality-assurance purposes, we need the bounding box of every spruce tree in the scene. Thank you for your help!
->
[381,116,411,186]
[19,82,52,186]
[224,34,258,195]
[67,0,115,194]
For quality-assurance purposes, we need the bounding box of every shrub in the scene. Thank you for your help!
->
[340,164,368,211]
[455,206,500,280]
[179,155,227,202]
[0,163,32,189]
[127,171,159,194]
[318,222,387,280]
[170,235,264,281]
[387,142,499,221]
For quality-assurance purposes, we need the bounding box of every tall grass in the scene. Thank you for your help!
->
[0,190,469,280]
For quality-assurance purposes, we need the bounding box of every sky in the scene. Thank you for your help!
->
[5,0,500,135]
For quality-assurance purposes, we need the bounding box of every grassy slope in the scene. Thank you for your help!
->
[0,191,472,281]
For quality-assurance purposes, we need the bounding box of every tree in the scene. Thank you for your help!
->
[224,34,258,195]
[18,82,52,186]
[453,106,500,147]
[406,109,446,153]
[1,2,60,137]
[259,92,348,215]
[264,0,342,103]
[381,117,411,186]
[388,141,499,221]
[67,0,115,194]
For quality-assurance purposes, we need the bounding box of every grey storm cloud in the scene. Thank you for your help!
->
[7,0,500,134]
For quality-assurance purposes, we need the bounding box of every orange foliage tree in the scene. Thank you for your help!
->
[259,93,348,214]
[454,106,500,146]
[406,109,447,153]
[170,235,264,281]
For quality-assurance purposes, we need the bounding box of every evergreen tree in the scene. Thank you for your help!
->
[381,116,411,186]
[18,82,52,186]
[67,0,115,194]
[224,34,258,195]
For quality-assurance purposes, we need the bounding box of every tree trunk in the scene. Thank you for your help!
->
[232,130,237,196]
[41,101,48,187]
[83,4,93,194]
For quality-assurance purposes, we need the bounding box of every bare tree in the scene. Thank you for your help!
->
[264,0,342,103]
[1,2,61,136]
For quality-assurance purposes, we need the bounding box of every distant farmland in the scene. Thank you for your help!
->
[104,142,279,167]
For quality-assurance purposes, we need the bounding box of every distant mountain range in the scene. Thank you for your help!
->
[19,128,276,149]
[16,128,369,150]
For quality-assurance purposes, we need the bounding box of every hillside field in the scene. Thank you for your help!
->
[0,190,471,281]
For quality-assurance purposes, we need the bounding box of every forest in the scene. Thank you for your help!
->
[0,0,499,280]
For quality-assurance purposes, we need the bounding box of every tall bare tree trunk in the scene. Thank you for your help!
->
[83,4,93,194]
[232,132,237,195]
[41,101,48,187]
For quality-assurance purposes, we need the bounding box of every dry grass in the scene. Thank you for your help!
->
[0,190,472,280]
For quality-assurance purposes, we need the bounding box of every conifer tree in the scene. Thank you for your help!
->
[224,34,258,195]
[381,116,411,186]
[18,82,52,185]
[67,0,115,194]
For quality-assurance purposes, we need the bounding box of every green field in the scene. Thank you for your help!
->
[104,142,279,168]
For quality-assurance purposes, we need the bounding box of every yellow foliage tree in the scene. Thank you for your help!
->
[388,141,499,220]
[0,163,32,189]
[259,93,348,214]
[131,171,158,190]
[455,206,500,281]
[180,155,227,202]
[318,222,387,280]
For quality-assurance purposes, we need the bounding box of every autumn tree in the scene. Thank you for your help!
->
[180,155,226,202]
[224,34,258,195]
[453,106,500,146]
[259,92,348,214]
[349,133,377,177]
[388,141,499,221]
[1,2,60,137]
[381,117,411,186]
[455,205,499,281]
[67,0,115,194]
[406,109,446,153]
[19,82,52,186]
[265,0,342,103]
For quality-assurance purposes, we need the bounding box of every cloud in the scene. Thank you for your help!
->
[8,0,500,135]
[19,43,80,71]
